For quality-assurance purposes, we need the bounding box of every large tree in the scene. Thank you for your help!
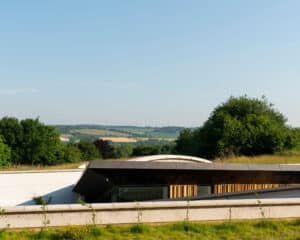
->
[176,96,294,159]
[20,118,63,165]
[93,139,115,159]
[175,129,199,156]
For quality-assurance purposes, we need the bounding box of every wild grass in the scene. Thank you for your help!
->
[2,220,300,239]
[3,152,300,171]
[0,161,88,171]
[216,152,300,164]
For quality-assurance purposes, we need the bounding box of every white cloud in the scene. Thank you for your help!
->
[0,88,39,95]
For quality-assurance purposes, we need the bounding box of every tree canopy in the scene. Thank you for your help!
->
[20,118,63,165]
[0,117,92,166]
[77,140,100,160]
[176,96,297,159]
[0,136,11,167]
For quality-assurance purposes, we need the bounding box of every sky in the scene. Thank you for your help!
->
[0,0,300,127]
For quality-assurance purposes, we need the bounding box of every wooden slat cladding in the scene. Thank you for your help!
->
[212,183,289,194]
[169,184,293,199]
[169,185,198,199]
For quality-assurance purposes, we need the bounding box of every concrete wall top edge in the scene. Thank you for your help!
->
[3,198,300,213]
[0,169,84,174]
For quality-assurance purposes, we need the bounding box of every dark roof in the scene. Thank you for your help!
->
[87,160,300,172]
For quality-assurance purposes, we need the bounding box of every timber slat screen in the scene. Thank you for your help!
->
[169,184,293,199]
[169,185,198,199]
[212,183,288,194]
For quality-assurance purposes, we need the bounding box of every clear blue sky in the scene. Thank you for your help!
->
[1,1,300,127]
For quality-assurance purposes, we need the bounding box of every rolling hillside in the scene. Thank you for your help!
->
[55,125,184,143]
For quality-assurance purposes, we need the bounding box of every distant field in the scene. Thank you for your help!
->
[216,154,300,164]
[55,125,183,143]
[100,137,137,143]
[71,129,129,137]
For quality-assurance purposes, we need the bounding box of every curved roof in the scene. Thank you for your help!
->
[128,154,212,164]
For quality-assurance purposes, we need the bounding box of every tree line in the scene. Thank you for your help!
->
[0,117,175,167]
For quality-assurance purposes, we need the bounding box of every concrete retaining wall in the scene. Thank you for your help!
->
[1,198,300,229]
[0,170,83,206]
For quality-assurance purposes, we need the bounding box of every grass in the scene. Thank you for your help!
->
[2,220,300,239]
[215,153,300,164]
[3,153,300,171]
[0,161,88,171]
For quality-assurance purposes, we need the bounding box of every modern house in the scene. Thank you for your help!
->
[73,155,300,202]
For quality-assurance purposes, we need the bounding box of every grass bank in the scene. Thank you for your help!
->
[216,153,300,164]
[2,220,300,240]
[3,152,300,172]
[0,161,88,171]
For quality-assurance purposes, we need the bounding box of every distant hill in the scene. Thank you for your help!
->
[54,125,185,143]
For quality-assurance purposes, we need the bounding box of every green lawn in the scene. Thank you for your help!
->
[2,220,300,240]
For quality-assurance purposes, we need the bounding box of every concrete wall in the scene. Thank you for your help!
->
[2,198,300,228]
[0,170,83,206]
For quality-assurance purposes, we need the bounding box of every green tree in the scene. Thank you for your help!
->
[0,136,11,167]
[175,129,198,156]
[62,145,82,163]
[77,140,100,160]
[132,144,161,156]
[176,96,294,159]
[93,139,115,159]
[113,143,133,159]
[200,96,291,158]
[20,118,63,165]
[0,117,23,164]
[285,128,300,151]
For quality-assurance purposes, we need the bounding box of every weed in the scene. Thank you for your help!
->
[77,196,97,226]
[0,207,7,228]
[32,196,51,231]
[255,193,265,219]
[185,199,190,222]
[135,202,143,224]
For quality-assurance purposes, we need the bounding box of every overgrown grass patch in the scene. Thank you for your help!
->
[216,153,300,164]
[2,219,300,239]
[129,224,151,234]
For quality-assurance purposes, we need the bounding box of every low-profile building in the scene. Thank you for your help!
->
[73,155,300,203]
